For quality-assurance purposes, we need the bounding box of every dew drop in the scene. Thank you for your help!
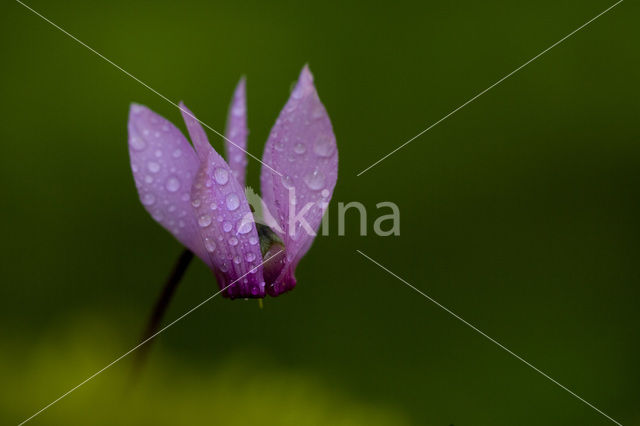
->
[223,222,233,232]
[321,189,330,198]
[172,149,182,158]
[144,175,153,184]
[198,215,212,227]
[245,252,256,262]
[214,168,229,185]
[130,137,146,151]
[303,169,324,190]
[280,175,295,190]
[210,202,218,210]
[147,161,160,173]
[313,135,335,157]
[228,236,238,246]
[165,176,180,192]
[154,149,162,157]
[274,141,284,152]
[225,193,240,211]
[142,193,155,206]
[233,255,242,264]
[232,104,245,117]
[204,237,216,252]
[249,236,258,245]
[131,164,139,173]
[311,105,324,119]
[198,214,211,228]
[191,199,201,208]
[237,220,252,234]
[293,143,306,154]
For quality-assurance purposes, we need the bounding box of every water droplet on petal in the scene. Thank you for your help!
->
[245,252,256,262]
[312,105,324,119]
[303,169,324,190]
[210,202,217,210]
[147,161,160,173]
[225,193,240,211]
[204,237,216,252]
[154,149,162,157]
[172,149,182,158]
[237,221,252,234]
[321,189,330,198]
[293,143,306,154]
[214,168,229,185]
[130,137,146,151]
[142,193,155,205]
[281,175,295,189]
[223,222,233,232]
[165,176,180,192]
[198,215,212,227]
[191,199,201,208]
[274,141,284,152]
[228,236,238,246]
[232,104,245,117]
[233,255,242,264]
[313,135,335,157]
[144,175,153,184]
[249,236,258,245]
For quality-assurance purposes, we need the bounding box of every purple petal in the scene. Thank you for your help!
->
[178,101,210,161]
[260,65,338,293]
[224,77,249,187]
[128,104,208,262]
[181,103,266,298]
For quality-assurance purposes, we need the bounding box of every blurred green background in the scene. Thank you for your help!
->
[1,0,638,424]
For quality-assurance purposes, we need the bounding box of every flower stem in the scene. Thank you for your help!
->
[132,249,194,376]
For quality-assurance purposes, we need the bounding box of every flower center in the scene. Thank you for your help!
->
[256,224,286,284]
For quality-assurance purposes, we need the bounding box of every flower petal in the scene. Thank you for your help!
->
[260,65,338,292]
[181,103,266,298]
[128,104,208,261]
[224,77,249,187]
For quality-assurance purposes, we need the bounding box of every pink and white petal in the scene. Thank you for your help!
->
[260,65,338,268]
[183,108,266,298]
[128,104,208,262]
[224,77,249,187]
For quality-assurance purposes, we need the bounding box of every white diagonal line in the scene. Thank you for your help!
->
[356,249,623,426]
[356,0,623,176]
[15,0,282,177]
[17,250,283,426]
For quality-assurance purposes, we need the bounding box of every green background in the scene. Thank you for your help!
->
[1,0,638,424]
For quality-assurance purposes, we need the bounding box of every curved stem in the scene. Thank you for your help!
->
[132,249,194,376]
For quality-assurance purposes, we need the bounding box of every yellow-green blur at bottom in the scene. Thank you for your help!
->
[0,317,409,426]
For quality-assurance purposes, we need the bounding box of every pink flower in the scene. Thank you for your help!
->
[128,66,338,298]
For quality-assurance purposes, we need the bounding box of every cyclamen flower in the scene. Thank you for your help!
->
[128,66,338,298]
